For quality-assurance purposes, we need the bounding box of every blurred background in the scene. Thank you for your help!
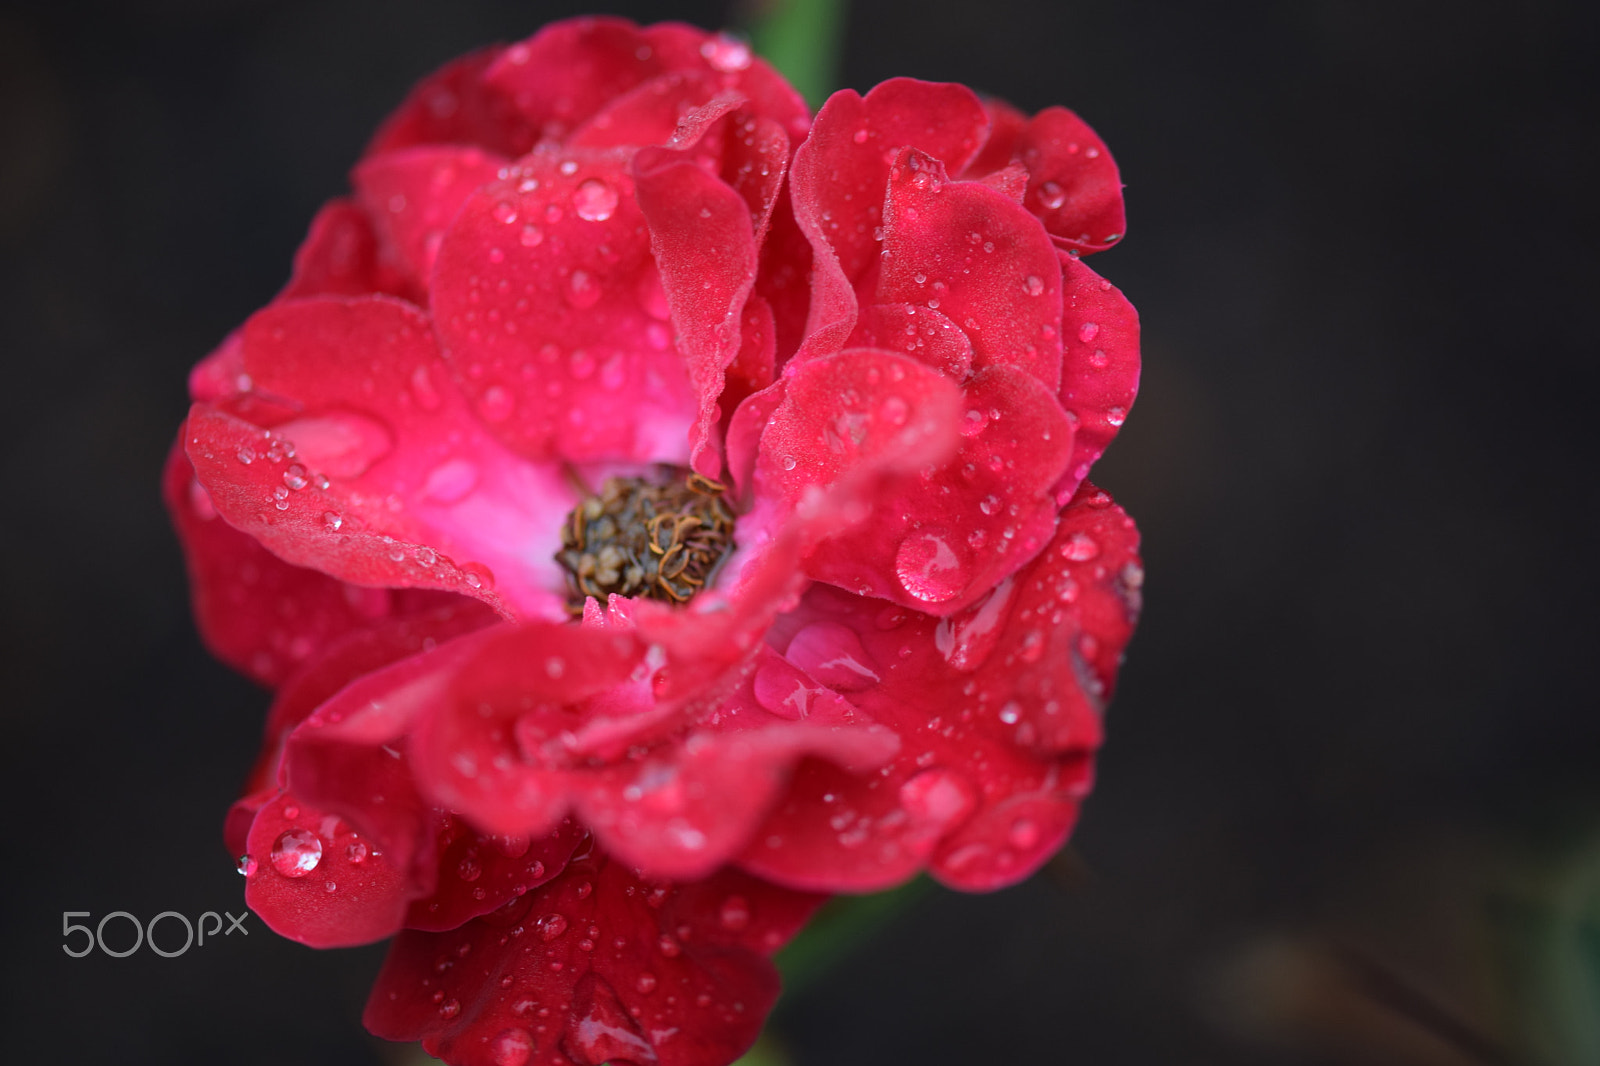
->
[2,0,1597,1063]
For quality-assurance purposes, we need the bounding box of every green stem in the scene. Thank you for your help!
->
[740,0,848,110]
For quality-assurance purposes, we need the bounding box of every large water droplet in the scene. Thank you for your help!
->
[899,768,976,828]
[895,529,970,604]
[273,412,393,480]
[572,178,619,222]
[490,1028,534,1066]
[423,458,480,504]
[269,828,323,878]
[537,913,568,941]
[701,33,753,71]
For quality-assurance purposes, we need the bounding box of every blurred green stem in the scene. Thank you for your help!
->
[741,0,847,109]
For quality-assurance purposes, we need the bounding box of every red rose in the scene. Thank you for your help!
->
[165,15,1141,1066]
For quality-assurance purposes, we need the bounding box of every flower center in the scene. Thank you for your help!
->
[557,470,736,610]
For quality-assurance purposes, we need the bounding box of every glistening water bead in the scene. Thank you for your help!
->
[555,469,736,610]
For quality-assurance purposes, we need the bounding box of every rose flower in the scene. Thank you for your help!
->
[164,16,1141,1066]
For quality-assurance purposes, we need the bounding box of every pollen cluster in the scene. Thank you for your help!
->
[557,470,736,609]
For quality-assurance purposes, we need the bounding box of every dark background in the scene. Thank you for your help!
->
[2,1,1597,1063]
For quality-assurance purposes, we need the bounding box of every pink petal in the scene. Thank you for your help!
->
[243,791,413,948]
[431,149,699,466]
[354,146,509,290]
[282,198,414,301]
[634,101,786,478]
[741,485,1141,892]
[875,147,1065,392]
[164,439,455,688]
[364,856,823,1066]
[802,364,1074,615]
[366,46,538,159]
[1054,253,1141,502]
[225,294,576,618]
[846,302,975,380]
[1012,106,1127,255]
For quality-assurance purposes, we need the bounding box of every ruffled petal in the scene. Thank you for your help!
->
[634,99,787,479]
[364,856,823,1066]
[1054,253,1141,502]
[165,439,454,688]
[282,198,414,301]
[190,294,581,619]
[1011,106,1126,255]
[431,148,700,466]
[353,146,510,290]
[365,47,538,159]
[741,484,1141,892]
[875,147,1065,392]
[408,621,896,879]
[801,365,1074,615]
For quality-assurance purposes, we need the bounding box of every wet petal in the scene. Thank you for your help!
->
[742,486,1141,892]
[1054,253,1141,502]
[364,856,822,1066]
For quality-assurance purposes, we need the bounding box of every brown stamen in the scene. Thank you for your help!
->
[556,468,736,611]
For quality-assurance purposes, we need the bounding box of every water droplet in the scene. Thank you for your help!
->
[780,454,796,471]
[853,128,870,144]
[269,828,323,878]
[1088,348,1109,369]
[1037,181,1067,210]
[346,841,368,864]
[439,998,461,1019]
[519,223,544,247]
[490,1028,534,1066]
[572,178,619,222]
[478,385,515,422]
[895,530,970,604]
[899,768,976,828]
[423,458,480,504]
[999,701,1021,724]
[1023,275,1045,297]
[701,33,753,71]
[719,895,751,931]
[235,446,255,465]
[536,913,568,941]
[1078,322,1100,343]
[322,511,344,532]
[236,854,257,877]
[566,269,601,309]
[1105,406,1126,426]
[492,201,518,225]
[458,856,482,881]
[635,972,658,994]
[1009,818,1041,849]
[1063,531,1100,561]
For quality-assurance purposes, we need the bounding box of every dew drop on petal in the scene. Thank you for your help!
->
[478,385,515,423]
[572,178,619,222]
[1063,531,1100,561]
[895,529,970,604]
[1078,322,1100,343]
[1023,275,1045,297]
[1037,181,1067,210]
[269,829,322,878]
[536,913,568,941]
[718,895,750,931]
[490,1028,534,1066]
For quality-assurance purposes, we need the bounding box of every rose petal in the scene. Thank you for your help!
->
[1054,253,1141,502]
[364,856,823,1066]
[742,485,1141,892]
[366,46,538,159]
[165,440,453,688]
[876,147,1065,392]
[354,146,509,289]
[431,149,699,466]
[1012,106,1127,254]
[282,198,413,301]
[801,365,1073,615]
[243,792,413,948]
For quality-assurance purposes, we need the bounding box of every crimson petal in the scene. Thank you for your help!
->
[742,484,1141,892]
[364,856,824,1066]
